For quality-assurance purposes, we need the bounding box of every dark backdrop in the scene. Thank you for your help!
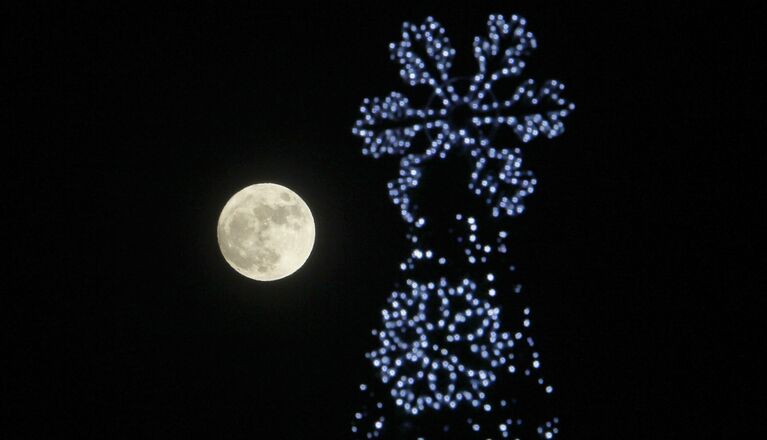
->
[5,2,757,439]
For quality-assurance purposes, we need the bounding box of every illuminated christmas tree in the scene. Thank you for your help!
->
[351,14,574,439]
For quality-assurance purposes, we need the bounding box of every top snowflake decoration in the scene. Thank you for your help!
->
[352,14,574,221]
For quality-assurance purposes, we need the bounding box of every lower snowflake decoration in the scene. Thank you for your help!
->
[369,278,511,416]
[351,13,573,439]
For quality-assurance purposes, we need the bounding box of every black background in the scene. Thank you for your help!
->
[4,1,760,439]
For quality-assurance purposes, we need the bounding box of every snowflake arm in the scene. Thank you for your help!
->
[387,154,424,224]
[352,92,437,158]
[469,147,537,218]
[472,79,575,143]
[390,17,455,91]
[471,14,537,86]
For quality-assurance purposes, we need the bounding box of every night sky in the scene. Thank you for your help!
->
[5,2,757,439]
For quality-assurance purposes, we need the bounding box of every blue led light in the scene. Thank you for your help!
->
[367,277,513,415]
[352,14,574,223]
[351,14,574,439]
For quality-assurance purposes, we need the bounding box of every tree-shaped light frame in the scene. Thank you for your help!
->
[351,14,573,440]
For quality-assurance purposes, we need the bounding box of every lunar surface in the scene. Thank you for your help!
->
[217,183,315,281]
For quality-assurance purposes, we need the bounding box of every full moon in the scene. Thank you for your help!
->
[217,183,315,281]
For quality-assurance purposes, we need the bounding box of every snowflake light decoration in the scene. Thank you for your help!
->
[352,14,573,221]
[351,13,574,439]
[366,273,554,415]
[368,277,511,416]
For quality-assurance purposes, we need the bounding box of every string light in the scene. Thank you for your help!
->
[368,277,513,416]
[351,13,574,438]
[351,14,574,224]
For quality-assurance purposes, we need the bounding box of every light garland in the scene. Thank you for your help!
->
[352,14,574,223]
[351,13,574,439]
